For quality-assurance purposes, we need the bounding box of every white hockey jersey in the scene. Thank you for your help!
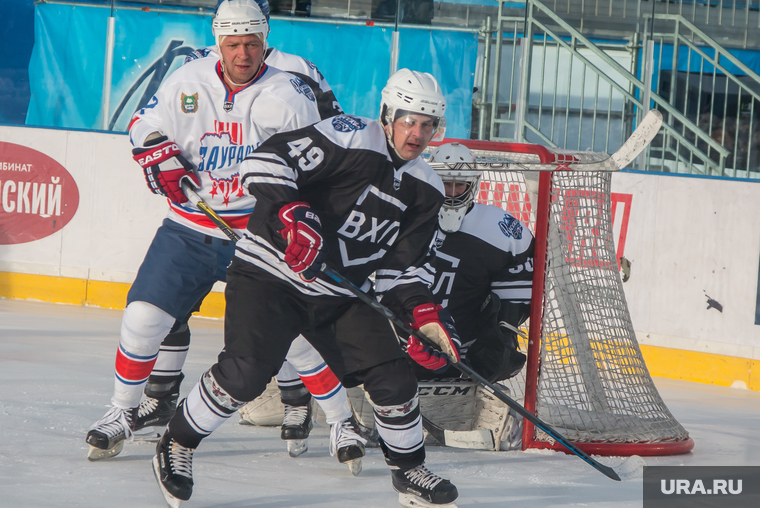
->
[184,46,343,120]
[129,55,322,238]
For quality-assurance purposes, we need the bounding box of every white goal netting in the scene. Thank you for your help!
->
[428,140,692,455]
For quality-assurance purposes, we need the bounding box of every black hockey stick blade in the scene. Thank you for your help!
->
[181,179,240,242]
[422,415,495,450]
[319,265,644,482]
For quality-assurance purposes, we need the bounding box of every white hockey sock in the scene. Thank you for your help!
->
[112,301,174,408]
[373,395,424,456]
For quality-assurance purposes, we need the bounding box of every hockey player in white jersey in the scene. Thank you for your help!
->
[136,0,364,470]
[153,69,461,508]
[84,0,325,463]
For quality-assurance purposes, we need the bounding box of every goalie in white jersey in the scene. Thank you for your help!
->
[84,0,325,462]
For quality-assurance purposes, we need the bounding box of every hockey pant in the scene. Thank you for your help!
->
[165,261,425,470]
[111,220,235,409]
[148,314,353,426]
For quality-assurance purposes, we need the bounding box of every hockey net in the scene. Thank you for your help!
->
[426,139,693,456]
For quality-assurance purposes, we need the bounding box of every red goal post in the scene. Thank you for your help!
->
[425,138,694,457]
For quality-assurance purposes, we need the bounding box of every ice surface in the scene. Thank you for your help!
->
[1,299,759,507]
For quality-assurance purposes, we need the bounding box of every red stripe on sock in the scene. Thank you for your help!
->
[115,347,157,382]
[300,367,340,398]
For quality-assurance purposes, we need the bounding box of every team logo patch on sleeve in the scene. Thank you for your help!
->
[498,214,523,239]
[331,115,367,132]
[181,93,199,113]
[290,76,316,102]
[183,48,212,64]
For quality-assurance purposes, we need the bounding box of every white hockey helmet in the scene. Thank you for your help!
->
[430,142,480,233]
[380,69,447,156]
[213,0,269,50]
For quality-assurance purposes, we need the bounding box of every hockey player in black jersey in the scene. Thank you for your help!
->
[152,69,461,508]
[408,142,533,383]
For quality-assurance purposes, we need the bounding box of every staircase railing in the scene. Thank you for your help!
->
[486,0,746,177]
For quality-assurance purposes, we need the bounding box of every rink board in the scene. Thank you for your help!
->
[1,125,759,390]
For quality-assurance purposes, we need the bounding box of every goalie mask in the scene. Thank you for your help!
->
[380,69,447,160]
[429,143,480,233]
[213,0,269,51]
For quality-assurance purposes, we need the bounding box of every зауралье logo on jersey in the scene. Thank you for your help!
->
[643,466,760,507]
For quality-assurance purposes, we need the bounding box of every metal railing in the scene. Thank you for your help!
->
[645,14,760,177]
[480,0,760,178]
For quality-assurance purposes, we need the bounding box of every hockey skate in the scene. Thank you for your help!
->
[329,416,367,476]
[281,403,312,457]
[85,406,135,461]
[152,432,194,508]
[133,374,183,442]
[392,464,459,508]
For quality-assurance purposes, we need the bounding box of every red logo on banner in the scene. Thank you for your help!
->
[0,142,80,245]
[478,181,533,226]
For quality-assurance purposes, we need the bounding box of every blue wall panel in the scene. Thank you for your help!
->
[0,0,35,124]
[24,4,476,138]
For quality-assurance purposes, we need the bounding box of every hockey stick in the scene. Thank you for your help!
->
[180,183,489,450]
[180,184,644,481]
[428,109,662,173]
[181,179,241,242]
[421,415,495,451]
[317,266,645,482]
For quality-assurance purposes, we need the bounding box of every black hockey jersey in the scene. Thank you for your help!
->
[236,114,445,314]
[432,203,534,343]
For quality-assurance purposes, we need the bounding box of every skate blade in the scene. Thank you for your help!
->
[286,439,308,458]
[345,458,362,476]
[86,441,124,461]
[398,493,458,508]
[152,456,182,508]
[133,426,164,442]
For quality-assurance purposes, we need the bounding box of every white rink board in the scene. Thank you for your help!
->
[2,125,760,358]
[0,125,166,283]
[612,171,760,357]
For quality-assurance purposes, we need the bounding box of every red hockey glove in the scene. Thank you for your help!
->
[132,136,200,204]
[408,303,462,370]
[279,202,328,282]
[407,335,449,372]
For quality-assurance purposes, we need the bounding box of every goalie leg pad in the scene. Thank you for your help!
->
[417,381,478,437]
[472,384,511,451]
[239,377,285,426]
